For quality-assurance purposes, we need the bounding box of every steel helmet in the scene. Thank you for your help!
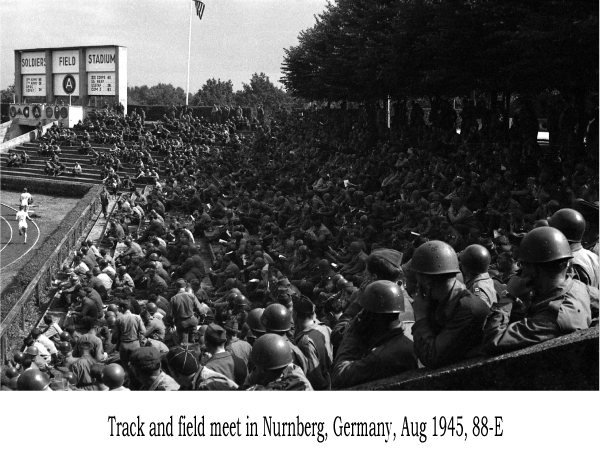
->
[5,367,19,379]
[58,341,72,354]
[12,351,25,364]
[107,304,119,314]
[518,227,573,263]
[410,240,460,275]
[549,208,586,243]
[59,331,71,342]
[246,308,266,334]
[149,253,159,261]
[17,369,50,391]
[102,364,126,389]
[459,244,492,274]
[25,346,39,356]
[106,310,116,318]
[227,292,241,304]
[233,295,250,307]
[360,280,405,313]
[106,316,117,328]
[250,334,293,370]
[63,371,77,385]
[261,303,292,333]
[145,303,158,314]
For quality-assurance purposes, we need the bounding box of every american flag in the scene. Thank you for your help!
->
[194,1,205,20]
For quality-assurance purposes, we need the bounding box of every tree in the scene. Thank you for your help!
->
[234,72,298,112]
[1,84,15,104]
[145,83,187,106]
[192,78,234,106]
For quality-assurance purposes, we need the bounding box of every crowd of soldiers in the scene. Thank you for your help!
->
[1,99,598,391]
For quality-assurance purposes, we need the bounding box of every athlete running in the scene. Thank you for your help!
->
[16,205,32,244]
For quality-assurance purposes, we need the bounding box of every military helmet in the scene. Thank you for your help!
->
[518,227,573,264]
[410,240,460,275]
[25,346,39,356]
[12,351,25,364]
[58,341,72,354]
[251,334,293,370]
[459,244,492,274]
[549,208,586,243]
[261,303,292,333]
[360,280,405,313]
[102,364,126,389]
[59,331,71,342]
[17,369,50,391]
[4,367,19,379]
[246,308,266,334]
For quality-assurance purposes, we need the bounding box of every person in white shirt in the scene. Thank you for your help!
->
[16,205,32,244]
[20,188,33,211]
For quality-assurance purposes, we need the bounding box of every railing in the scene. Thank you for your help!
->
[0,193,101,362]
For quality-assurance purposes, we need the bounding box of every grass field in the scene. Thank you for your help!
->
[0,190,81,294]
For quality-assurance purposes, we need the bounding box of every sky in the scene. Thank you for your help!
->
[0,0,328,92]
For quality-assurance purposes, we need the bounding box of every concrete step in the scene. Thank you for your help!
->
[0,168,104,184]
[0,155,143,174]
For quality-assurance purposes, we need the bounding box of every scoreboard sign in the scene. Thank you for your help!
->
[21,51,46,75]
[23,75,46,96]
[53,73,80,96]
[88,72,115,95]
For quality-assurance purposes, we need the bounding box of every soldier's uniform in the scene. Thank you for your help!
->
[332,322,416,388]
[294,321,333,390]
[412,281,490,369]
[246,364,313,391]
[465,272,498,307]
[570,246,599,288]
[483,277,595,354]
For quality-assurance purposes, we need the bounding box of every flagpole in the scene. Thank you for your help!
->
[186,0,193,106]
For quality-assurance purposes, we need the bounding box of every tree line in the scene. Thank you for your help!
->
[128,72,300,112]
[280,0,598,135]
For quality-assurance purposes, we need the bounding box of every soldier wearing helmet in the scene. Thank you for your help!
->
[102,363,129,391]
[261,303,308,374]
[17,369,52,391]
[332,280,417,388]
[410,240,490,369]
[483,227,595,354]
[244,334,313,391]
[549,208,599,288]
[459,244,498,307]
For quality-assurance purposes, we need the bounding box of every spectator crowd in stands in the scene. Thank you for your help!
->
[2,97,598,391]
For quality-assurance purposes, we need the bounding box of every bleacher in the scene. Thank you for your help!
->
[0,139,165,186]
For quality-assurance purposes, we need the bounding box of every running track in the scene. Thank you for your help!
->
[0,203,40,270]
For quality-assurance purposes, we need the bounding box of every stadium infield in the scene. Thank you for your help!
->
[0,190,81,294]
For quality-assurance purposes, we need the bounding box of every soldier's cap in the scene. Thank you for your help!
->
[130,346,161,368]
[293,295,315,315]
[205,324,227,345]
[167,346,199,376]
[369,248,403,269]
[176,278,187,288]
[277,277,291,286]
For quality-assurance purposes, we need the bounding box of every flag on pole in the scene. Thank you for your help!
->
[194,0,205,20]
